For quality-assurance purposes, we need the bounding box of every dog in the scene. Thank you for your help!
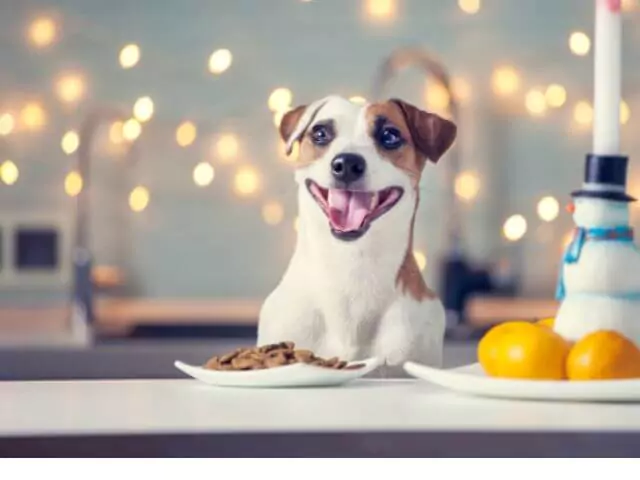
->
[257,95,457,377]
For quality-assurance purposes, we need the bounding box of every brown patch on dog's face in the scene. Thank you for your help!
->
[279,106,335,168]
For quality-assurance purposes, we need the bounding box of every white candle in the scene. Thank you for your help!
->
[593,0,622,155]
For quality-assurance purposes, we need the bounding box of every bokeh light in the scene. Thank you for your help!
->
[208,49,233,75]
[122,118,142,141]
[451,77,471,103]
[0,113,15,136]
[273,108,291,128]
[545,84,567,108]
[133,96,154,123]
[620,100,631,125]
[55,73,86,104]
[268,88,293,112]
[349,96,367,105]
[413,250,427,272]
[537,196,560,222]
[129,186,150,212]
[365,0,396,21]
[262,201,285,226]
[503,214,527,242]
[109,121,124,144]
[234,166,260,196]
[28,17,57,48]
[193,162,215,187]
[64,171,83,197]
[61,130,80,155]
[0,160,19,185]
[573,101,593,126]
[176,121,197,147]
[424,81,450,115]
[525,88,547,117]
[454,171,480,202]
[119,44,140,69]
[215,133,240,163]
[458,0,481,14]
[569,31,591,56]
[20,102,46,130]
[491,66,520,96]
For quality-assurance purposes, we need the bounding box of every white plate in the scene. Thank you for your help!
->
[174,357,381,388]
[404,361,640,402]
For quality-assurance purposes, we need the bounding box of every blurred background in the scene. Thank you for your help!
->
[1,0,639,379]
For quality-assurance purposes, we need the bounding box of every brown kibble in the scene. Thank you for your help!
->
[232,357,259,370]
[264,352,288,368]
[336,361,347,369]
[220,348,243,363]
[281,341,295,350]
[293,350,314,363]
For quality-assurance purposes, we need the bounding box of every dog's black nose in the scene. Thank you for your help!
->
[331,153,366,184]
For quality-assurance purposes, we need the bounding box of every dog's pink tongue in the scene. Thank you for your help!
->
[328,189,371,232]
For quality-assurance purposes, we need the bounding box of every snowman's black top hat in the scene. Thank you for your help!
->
[571,154,636,202]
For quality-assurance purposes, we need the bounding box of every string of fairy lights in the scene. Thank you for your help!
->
[0,0,638,274]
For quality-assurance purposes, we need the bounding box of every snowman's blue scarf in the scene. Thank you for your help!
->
[555,226,634,301]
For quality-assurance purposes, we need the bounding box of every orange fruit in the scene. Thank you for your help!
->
[478,321,570,380]
[537,317,555,329]
[567,330,640,381]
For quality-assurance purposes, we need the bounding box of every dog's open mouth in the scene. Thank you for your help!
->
[306,179,404,241]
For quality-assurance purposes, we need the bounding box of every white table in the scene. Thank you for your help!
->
[2,378,640,457]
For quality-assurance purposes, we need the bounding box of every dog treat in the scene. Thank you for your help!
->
[203,341,365,371]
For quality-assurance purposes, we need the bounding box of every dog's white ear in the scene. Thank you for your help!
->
[279,96,333,155]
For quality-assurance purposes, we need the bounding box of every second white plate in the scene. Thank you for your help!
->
[175,357,381,388]
[404,361,640,402]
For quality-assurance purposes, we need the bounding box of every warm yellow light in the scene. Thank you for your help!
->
[349,96,367,105]
[20,102,46,130]
[454,171,480,202]
[573,101,593,126]
[129,186,150,212]
[55,74,85,104]
[262,201,285,226]
[119,44,140,69]
[0,160,19,185]
[268,88,293,112]
[208,49,233,75]
[365,0,396,21]
[64,171,83,197]
[215,134,239,163]
[122,118,142,141]
[451,77,471,103]
[458,0,481,14]
[537,196,560,222]
[61,130,80,155]
[413,250,427,272]
[491,66,520,96]
[569,31,591,56]
[0,113,15,136]
[133,96,154,123]
[545,84,567,108]
[176,121,197,147]
[622,0,637,11]
[525,89,547,117]
[621,100,631,125]
[28,17,56,48]
[109,121,124,144]
[503,214,527,242]
[193,162,215,187]
[425,82,450,115]
[234,166,260,196]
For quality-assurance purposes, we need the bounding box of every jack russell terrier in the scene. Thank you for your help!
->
[257,95,457,377]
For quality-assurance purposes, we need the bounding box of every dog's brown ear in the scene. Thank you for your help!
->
[391,98,457,163]
[279,105,307,146]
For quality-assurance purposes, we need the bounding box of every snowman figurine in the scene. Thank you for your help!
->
[555,154,640,347]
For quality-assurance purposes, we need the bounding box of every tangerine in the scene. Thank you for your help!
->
[567,330,640,381]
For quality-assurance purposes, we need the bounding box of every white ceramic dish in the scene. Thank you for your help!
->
[174,357,381,388]
[404,361,640,402]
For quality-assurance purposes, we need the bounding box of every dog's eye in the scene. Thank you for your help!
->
[311,124,334,146]
[378,127,404,150]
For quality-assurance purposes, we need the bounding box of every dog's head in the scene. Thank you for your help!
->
[280,95,457,242]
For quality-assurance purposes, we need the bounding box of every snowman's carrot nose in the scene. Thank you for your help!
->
[566,202,575,214]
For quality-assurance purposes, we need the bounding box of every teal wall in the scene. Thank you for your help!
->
[0,0,639,301]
